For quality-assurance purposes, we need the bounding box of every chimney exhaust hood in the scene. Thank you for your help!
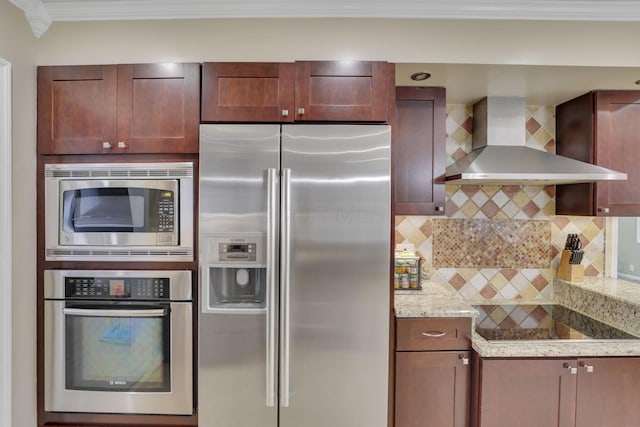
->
[445,97,627,185]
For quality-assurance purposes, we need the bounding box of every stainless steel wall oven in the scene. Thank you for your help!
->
[44,162,194,262]
[44,270,193,415]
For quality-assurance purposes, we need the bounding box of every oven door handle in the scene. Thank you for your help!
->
[62,307,168,318]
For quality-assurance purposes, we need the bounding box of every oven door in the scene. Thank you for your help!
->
[44,300,193,415]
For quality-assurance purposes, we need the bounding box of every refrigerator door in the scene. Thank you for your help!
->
[199,125,280,427]
[280,125,391,427]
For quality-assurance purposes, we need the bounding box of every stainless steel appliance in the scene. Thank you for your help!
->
[44,269,193,415]
[44,162,194,261]
[199,124,391,427]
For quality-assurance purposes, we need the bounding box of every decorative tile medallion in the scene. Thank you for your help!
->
[433,219,550,268]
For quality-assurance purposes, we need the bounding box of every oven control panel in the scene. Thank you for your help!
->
[65,277,170,299]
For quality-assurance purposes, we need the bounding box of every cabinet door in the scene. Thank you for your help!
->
[116,63,200,154]
[201,62,295,122]
[393,87,446,215]
[556,90,640,216]
[555,92,596,215]
[37,65,117,154]
[576,357,640,427]
[294,61,390,122]
[478,359,577,427]
[594,91,640,215]
[395,351,470,427]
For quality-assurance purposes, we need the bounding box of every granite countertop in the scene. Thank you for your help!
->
[394,282,479,318]
[395,277,640,358]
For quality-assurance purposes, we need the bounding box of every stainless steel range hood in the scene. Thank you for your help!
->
[445,97,627,185]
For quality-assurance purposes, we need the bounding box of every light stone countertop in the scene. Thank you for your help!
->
[394,277,640,358]
[394,282,479,318]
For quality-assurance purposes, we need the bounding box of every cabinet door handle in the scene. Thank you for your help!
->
[563,363,577,375]
[117,141,128,149]
[597,207,610,214]
[435,206,444,212]
[459,355,469,365]
[579,362,594,373]
[282,109,289,117]
[422,331,446,337]
[102,141,112,149]
[297,108,305,115]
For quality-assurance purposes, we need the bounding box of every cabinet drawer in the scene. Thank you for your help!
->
[396,318,471,351]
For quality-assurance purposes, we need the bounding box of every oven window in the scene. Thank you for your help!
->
[64,304,171,392]
[62,187,174,233]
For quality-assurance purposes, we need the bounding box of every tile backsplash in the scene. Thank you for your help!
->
[395,104,606,301]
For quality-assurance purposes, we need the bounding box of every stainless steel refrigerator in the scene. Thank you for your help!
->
[198,124,390,427]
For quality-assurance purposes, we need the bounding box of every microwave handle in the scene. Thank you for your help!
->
[62,307,167,318]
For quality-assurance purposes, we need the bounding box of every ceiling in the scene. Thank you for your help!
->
[9,0,640,106]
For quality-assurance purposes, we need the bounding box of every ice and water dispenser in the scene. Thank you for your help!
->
[201,234,267,312]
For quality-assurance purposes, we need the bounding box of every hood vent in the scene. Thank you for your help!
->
[445,97,627,185]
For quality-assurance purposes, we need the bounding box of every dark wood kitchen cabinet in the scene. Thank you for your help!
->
[294,61,391,122]
[393,87,446,215]
[556,91,640,216]
[474,356,640,427]
[201,61,392,123]
[37,63,200,155]
[395,317,471,427]
[201,62,295,122]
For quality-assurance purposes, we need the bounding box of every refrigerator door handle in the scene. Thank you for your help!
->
[280,167,292,407]
[266,168,278,408]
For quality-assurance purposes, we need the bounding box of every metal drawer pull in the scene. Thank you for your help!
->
[459,355,469,365]
[563,363,577,375]
[422,331,447,337]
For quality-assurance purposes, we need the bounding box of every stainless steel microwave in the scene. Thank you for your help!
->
[44,162,194,262]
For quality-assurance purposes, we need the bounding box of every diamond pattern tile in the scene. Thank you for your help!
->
[394,104,606,301]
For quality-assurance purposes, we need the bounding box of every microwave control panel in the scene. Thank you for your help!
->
[157,191,175,232]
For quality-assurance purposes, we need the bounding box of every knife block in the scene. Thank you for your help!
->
[556,250,584,283]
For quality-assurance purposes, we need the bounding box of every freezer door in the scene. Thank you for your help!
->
[199,124,281,234]
[199,125,280,427]
[280,125,391,427]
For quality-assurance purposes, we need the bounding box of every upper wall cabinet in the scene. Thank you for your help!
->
[294,61,391,122]
[201,61,392,123]
[37,63,200,155]
[556,91,640,216]
[201,62,295,122]
[393,87,446,215]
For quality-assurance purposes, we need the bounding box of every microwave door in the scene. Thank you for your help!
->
[59,180,178,247]
[67,188,137,232]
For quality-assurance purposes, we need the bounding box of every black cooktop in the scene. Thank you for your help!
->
[474,304,639,341]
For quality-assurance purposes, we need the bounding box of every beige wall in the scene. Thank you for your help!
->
[36,18,640,67]
[0,2,37,427]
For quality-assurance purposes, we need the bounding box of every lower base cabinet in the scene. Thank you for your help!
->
[395,317,472,427]
[396,351,470,427]
[474,356,640,427]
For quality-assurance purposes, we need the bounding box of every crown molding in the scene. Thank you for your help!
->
[8,0,51,37]
[37,0,640,22]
